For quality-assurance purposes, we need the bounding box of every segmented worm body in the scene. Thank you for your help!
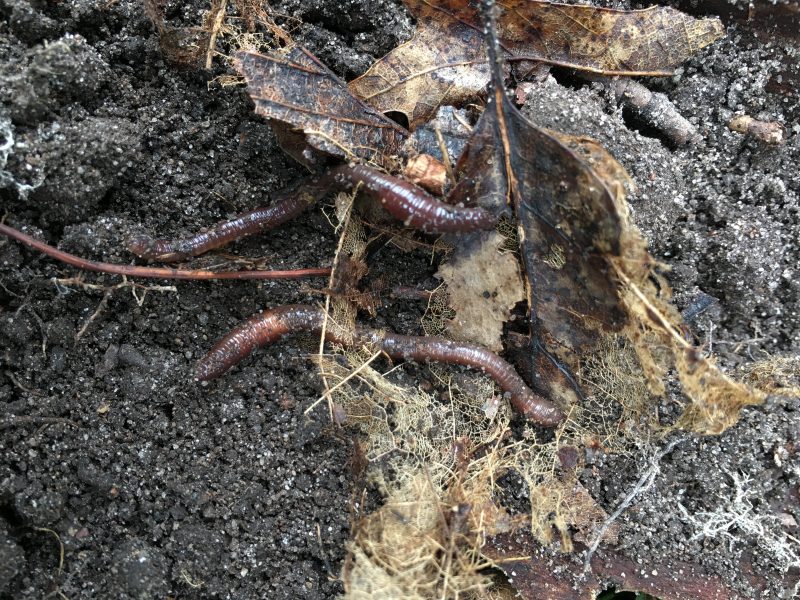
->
[328,164,496,233]
[128,187,320,262]
[128,165,496,262]
[195,305,325,381]
[195,305,563,427]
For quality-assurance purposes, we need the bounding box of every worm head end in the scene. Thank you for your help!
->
[127,234,161,260]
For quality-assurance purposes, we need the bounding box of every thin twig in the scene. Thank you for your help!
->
[0,223,331,281]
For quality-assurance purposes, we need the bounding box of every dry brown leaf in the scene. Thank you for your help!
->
[349,0,724,128]
[484,529,745,600]
[568,482,619,546]
[451,1,761,433]
[436,231,524,352]
[236,47,409,169]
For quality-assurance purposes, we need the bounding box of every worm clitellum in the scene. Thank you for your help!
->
[128,165,496,262]
[329,164,497,233]
[195,304,564,427]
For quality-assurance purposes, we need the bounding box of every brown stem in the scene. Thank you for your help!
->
[0,223,331,281]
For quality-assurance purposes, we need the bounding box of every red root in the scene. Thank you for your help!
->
[0,223,330,281]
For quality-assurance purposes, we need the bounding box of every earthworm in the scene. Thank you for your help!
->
[129,165,496,262]
[329,164,496,233]
[195,304,563,427]
[128,187,321,262]
[195,305,325,382]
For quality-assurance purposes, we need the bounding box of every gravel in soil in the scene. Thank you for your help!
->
[0,0,798,597]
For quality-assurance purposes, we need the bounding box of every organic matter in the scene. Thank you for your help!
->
[0,0,797,598]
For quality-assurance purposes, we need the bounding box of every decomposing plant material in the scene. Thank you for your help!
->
[143,0,211,69]
[728,114,787,144]
[435,230,524,352]
[402,153,449,196]
[453,0,764,434]
[195,304,563,425]
[484,529,744,600]
[349,0,724,128]
[236,48,409,168]
[606,77,701,146]
[2,0,774,595]
[144,0,293,70]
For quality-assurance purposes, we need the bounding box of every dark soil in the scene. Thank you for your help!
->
[0,0,798,598]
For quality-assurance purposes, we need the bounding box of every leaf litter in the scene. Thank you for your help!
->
[348,0,724,128]
[208,0,775,595]
[60,0,786,597]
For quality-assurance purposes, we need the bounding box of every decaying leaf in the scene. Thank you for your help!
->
[463,1,762,434]
[567,482,619,546]
[484,529,746,600]
[436,231,524,352]
[144,0,211,68]
[236,47,409,169]
[349,0,491,131]
[349,0,724,128]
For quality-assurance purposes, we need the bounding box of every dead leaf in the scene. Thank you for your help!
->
[236,47,409,169]
[456,1,761,433]
[568,483,619,546]
[436,231,524,352]
[349,0,723,128]
[484,530,744,600]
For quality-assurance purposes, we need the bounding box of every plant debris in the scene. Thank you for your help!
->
[236,47,409,168]
[349,0,724,128]
[0,0,792,597]
[728,113,787,144]
[435,231,524,352]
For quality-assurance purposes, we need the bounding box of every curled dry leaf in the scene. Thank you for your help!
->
[349,0,724,128]
[236,47,409,169]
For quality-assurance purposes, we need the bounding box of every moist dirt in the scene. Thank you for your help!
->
[0,0,798,598]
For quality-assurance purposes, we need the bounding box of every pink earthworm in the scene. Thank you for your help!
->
[331,164,497,233]
[195,304,564,427]
[128,165,496,262]
[127,186,321,262]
